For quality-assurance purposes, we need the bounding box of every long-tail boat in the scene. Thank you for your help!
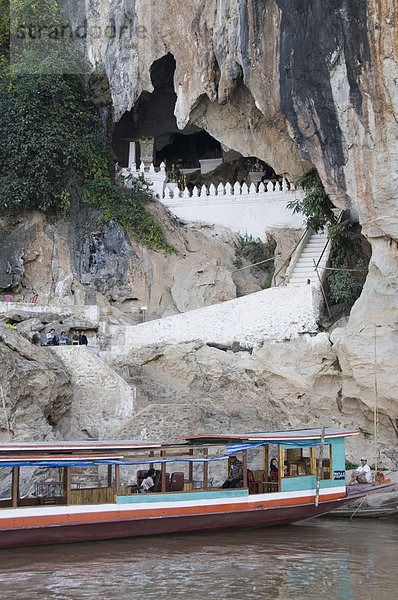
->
[0,428,394,548]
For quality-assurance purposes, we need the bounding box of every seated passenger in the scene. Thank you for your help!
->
[59,331,69,345]
[45,328,56,345]
[140,468,156,493]
[349,457,372,485]
[269,458,278,482]
[222,456,243,488]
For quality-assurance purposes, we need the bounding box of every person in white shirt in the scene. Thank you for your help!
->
[140,468,156,493]
[349,457,372,485]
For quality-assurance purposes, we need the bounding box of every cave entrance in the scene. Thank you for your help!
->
[112,53,277,186]
[112,53,223,172]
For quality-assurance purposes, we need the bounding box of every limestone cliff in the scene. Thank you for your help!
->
[70,0,397,447]
[0,207,263,318]
[0,0,397,466]
[0,328,72,441]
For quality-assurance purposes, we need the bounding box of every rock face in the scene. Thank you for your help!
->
[0,329,72,441]
[51,346,136,439]
[109,336,397,468]
[68,0,397,447]
[0,0,397,475]
[0,208,260,319]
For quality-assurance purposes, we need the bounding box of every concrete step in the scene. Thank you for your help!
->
[304,244,326,250]
[301,247,324,253]
[292,264,316,270]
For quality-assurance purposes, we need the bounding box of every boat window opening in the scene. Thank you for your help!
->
[284,447,313,477]
[315,444,333,480]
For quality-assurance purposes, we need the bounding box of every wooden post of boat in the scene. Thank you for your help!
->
[310,447,316,475]
[149,450,154,470]
[115,465,120,495]
[63,466,71,505]
[203,448,208,490]
[107,465,112,488]
[243,450,248,488]
[161,450,166,492]
[263,444,269,476]
[12,466,20,508]
[188,446,194,484]
[315,426,325,507]
[278,445,284,491]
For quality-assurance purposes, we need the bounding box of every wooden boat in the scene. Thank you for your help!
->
[0,428,395,548]
[325,506,398,518]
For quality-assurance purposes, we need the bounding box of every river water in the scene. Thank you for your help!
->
[0,518,396,600]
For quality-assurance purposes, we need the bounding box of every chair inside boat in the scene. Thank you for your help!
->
[168,472,184,492]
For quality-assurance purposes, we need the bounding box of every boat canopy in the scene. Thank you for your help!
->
[177,428,360,445]
[0,429,359,467]
[0,439,229,468]
[0,441,163,467]
[0,441,162,453]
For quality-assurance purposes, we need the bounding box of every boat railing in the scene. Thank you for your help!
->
[34,481,63,497]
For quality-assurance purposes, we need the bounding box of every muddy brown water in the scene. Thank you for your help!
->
[0,518,397,599]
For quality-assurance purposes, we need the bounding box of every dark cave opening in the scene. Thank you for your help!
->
[111,53,275,185]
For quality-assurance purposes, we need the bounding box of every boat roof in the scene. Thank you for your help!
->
[0,429,359,466]
[0,440,162,455]
[177,428,360,444]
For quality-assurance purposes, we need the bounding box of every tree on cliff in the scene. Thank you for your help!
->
[0,0,170,251]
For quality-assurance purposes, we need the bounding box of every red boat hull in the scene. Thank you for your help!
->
[0,496,352,549]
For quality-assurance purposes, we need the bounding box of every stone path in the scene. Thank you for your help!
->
[51,346,136,438]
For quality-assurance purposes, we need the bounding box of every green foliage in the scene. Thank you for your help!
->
[83,180,171,251]
[0,0,10,75]
[345,460,358,470]
[288,168,369,310]
[287,169,335,232]
[233,233,276,272]
[327,259,366,307]
[0,0,171,251]
[0,70,97,211]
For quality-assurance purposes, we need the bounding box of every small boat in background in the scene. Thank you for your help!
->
[0,428,396,548]
[326,506,398,518]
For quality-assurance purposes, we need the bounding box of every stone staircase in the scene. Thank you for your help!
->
[51,346,136,438]
[286,229,329,286]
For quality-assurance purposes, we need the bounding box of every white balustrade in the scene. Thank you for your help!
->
[119,162,304,240]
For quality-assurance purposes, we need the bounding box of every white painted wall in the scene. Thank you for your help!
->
[163,188,305,241]
[120,163,305,241]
